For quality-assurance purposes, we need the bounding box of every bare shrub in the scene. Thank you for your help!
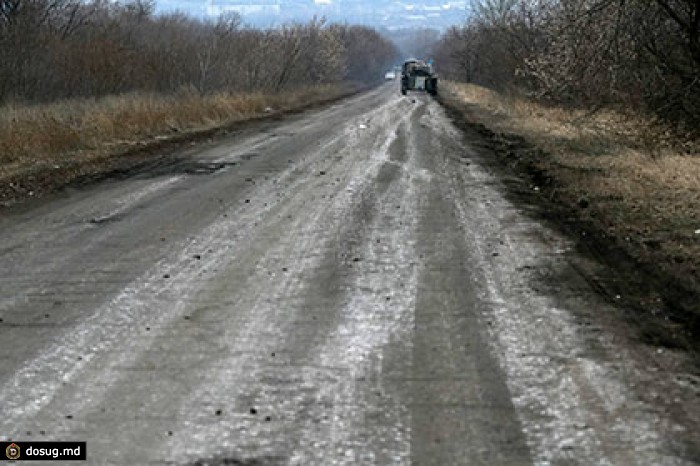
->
[434,0,700,132]
[0,2,399,104]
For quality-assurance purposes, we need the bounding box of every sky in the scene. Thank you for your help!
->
[154,0,471,30]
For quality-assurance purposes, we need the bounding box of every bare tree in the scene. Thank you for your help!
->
[435,0,700,129]
[0,6,399,104]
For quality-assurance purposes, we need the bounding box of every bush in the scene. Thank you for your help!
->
[433,0,700,133]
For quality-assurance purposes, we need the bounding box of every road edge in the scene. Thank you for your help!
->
[0,84,371,209]
[436,89,700,356]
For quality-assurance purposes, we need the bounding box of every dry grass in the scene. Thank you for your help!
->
[0,84,348,197]
[444,81,700,278]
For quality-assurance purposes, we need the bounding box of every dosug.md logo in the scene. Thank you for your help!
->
[5,443,20,460]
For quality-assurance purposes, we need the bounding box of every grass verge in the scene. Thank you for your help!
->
[440,81,700,349]
[0,84,358,205]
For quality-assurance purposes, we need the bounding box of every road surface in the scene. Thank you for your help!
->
[1,84,698,465]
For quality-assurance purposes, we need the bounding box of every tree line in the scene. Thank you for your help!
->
[434,0,700,130]
[0,0,399,104]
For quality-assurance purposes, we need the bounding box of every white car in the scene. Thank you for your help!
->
[384,71,396,80]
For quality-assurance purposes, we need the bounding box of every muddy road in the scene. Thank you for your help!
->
[1,84,698,465]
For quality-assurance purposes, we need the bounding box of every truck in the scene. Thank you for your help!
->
[400,59,438,96]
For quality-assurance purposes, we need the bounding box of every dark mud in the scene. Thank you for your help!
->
[438,94,700,355]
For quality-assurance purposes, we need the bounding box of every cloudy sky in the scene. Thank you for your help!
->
[154,0,470,29]
[155,0,208,16]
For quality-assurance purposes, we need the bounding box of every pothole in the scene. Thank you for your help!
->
[185,162,238,175]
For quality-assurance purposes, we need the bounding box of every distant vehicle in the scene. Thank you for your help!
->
[385,70,396,80]
[401,59,438,96]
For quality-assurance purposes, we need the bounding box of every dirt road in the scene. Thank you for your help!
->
[1,84,698,465]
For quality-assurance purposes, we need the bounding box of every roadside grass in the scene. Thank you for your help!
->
[444,81,700,270]
[0,84,350,203]
[442,81,700,333]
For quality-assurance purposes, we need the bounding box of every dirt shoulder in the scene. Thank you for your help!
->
[0,84,365,208]
[439,81,700,352]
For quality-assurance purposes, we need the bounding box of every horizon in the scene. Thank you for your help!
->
[154,0,471,31]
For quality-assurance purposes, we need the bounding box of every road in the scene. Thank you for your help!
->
[0,84,698,465]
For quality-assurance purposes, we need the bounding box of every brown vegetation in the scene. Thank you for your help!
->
[0,0,399,203]
[433,1,700,339]
[434,0,700,132]
[442,81,700,343]
[0,1,398,101]
[0,85,355,203]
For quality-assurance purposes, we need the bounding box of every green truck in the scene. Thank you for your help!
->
[400,59,438,96]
